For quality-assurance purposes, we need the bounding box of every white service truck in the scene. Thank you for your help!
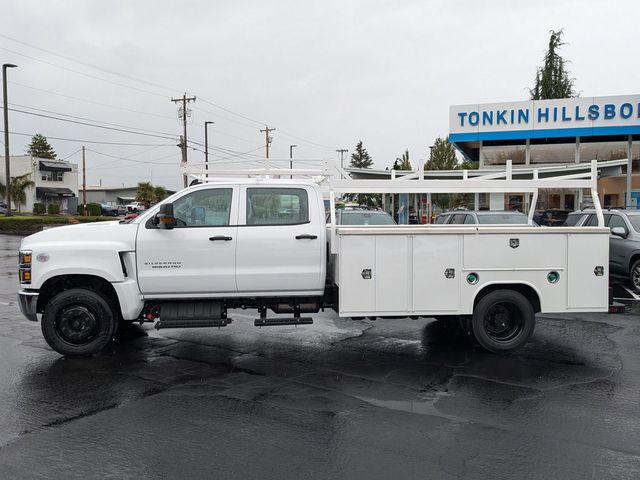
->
[17,166,610,356]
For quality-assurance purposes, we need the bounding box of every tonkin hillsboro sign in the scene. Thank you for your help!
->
[449,94,640,142]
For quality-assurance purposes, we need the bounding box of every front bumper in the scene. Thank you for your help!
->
[17,290,39,322]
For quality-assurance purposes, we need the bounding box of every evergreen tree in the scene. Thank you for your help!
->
[529,29,576,100]
[349,141,374,169]
[26,134,57,159]
[393,149,412,170]
[344,141,378,207]
[425,137,458,170]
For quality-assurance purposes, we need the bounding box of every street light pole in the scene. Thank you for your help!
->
[204,121,214,179]
[3,63,17,217]
[289,144,297,179]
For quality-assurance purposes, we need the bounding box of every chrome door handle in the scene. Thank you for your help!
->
[209,236,233,241]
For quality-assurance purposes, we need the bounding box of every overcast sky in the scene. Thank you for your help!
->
[2,0,639,190]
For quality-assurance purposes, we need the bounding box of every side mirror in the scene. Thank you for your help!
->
[155,202,176,230]
[611,226,627,238]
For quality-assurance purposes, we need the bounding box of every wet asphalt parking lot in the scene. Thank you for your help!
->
[1,233,640,479]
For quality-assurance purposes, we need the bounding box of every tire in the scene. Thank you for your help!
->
[472,290,535,353]
[41,288,118,356]
[630,259,640,294]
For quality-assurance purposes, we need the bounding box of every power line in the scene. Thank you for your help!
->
[7,102,178,138]
[0,129,172,146]
[4,106,177,140]
[0,33,179,95]
[9,81,175,120]
[60,148,82,160]
[1,35,338,155]
[0,45,169,99]
[86,149,179,166]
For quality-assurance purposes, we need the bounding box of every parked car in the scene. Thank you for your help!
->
[117,205,128,216]
[125,201,146,213]
[435,210,532,225]
[100,204,119,217]
[566,209,640,292]
[533,209,571,226]
[0,202,7,215]
[334,208,396,226]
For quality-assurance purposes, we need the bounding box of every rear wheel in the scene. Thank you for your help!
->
[472,290,535,353]
[42,288,118,356]
[630,259,640,293]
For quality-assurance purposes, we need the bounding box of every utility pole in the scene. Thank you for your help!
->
[171,93,196,188]
[260,126,276,169]
[336,149,348,169]
[82,146,87,216]
[3,63,17,217]
[289,144,297,179]
[204,121,214,179]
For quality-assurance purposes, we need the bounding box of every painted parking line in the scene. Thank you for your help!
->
[0,301,12,306]
[621,286,640,301]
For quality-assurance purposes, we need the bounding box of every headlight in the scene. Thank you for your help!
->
[19,250,32,285]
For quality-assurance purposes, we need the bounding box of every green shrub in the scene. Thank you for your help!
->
[74,216,116,223]
[86,203,102,216]
[33,203,46,215]
[47,203,60,215]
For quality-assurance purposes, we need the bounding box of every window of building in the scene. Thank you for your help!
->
[246,188,309,225]
[580,139,630,162]
[530,141,576,164]
[41,171,64,182]
[482,145,527,165]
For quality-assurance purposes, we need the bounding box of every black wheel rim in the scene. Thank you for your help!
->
[55,305,100,345]
[632,266,640,289]
[483,303,522,342]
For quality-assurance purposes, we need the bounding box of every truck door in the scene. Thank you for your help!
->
[136,186,239,295]
[235,186,324,294]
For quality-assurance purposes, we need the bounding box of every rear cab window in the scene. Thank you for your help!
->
[246,187,309,225]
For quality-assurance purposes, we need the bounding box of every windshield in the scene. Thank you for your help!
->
[477,213,528,225]
[627,215,640,232]
[339,212,395,225]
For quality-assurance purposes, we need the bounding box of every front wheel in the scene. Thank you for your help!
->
[42,288,118,356]
[472,290,535,353]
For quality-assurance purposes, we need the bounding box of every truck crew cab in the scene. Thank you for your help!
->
[17,168,610,357]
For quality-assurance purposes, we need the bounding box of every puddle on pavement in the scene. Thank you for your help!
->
[355,394,466,422]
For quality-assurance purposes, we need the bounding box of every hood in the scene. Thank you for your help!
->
[21,221,138,252]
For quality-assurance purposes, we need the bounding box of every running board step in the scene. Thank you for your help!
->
[156,318,232,329]
[155,300,230,329]
[254,317,313,327]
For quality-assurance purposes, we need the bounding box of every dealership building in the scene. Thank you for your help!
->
[449,94,640,210]
[346,94,640,222]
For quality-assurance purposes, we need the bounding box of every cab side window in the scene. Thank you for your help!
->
[464,215,475,224]
[246,188,309,225]
[434,215,448,224]
[172,188,232,227]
